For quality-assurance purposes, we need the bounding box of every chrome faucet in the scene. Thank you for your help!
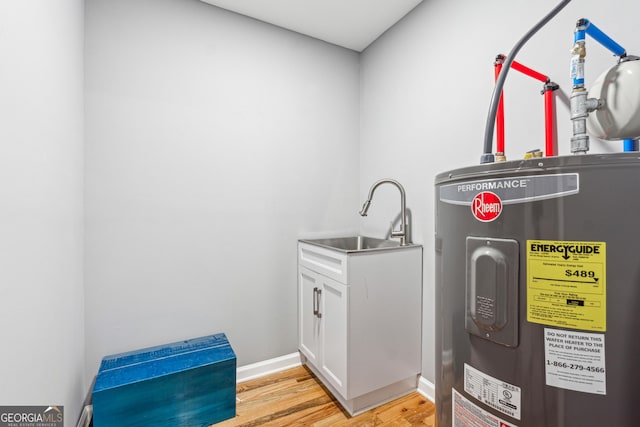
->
[359,179,408,246]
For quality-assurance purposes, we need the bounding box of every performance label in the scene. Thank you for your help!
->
[527,240,606,332]
[464,364,521,420]
[453,389,518,427]
[439,173,579,206]
[544,328,606,395]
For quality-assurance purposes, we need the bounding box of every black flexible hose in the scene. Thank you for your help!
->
[481,0,572,164]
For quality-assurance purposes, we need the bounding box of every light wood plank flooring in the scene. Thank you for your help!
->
[214,365,435,426]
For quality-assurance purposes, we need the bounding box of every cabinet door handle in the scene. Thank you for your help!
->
[316,289,322,318]
[313,287,319,317]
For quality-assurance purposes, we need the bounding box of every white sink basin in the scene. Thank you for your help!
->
[299,235,414,253]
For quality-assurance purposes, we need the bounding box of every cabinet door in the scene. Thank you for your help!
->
[319,276,348,398]
[298,266,320,366]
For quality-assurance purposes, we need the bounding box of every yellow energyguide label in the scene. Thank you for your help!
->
[527,240,606,332]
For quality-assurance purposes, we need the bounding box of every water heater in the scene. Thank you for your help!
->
[434,153,640,426]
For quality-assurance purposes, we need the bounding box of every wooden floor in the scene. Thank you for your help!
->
[214,365,435,426]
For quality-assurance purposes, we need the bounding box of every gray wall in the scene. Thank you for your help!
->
[359,0,640,383]
[84,0,360,383]
[0,1,85,425]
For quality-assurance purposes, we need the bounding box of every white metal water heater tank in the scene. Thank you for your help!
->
[587,58,640,140]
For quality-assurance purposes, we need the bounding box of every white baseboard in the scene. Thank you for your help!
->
[417,376,435,402]
[236,352,302,383]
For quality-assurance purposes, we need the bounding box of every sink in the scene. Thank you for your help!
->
[299,235,413,253]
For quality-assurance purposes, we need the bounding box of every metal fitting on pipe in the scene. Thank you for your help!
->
[570,89,603,154]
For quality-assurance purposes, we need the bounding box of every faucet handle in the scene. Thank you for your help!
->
[390,222,407,245]
[391,229,405,238]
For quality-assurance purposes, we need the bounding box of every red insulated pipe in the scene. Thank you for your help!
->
[544,88,555,157]
[494,61,505,154]
[511,60,549,83]
[495,55,554,158]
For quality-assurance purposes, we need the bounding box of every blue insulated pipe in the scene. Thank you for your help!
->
[582,19,626,57]
[572,22,586,88]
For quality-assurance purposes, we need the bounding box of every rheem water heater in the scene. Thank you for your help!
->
[435,153,640,426]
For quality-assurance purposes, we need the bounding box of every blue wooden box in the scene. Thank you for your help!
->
[92,333,236,427]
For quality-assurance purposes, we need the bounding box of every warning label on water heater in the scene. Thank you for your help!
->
[527,240,606,332]
[544,328,606,395]
[453,389,518,427]
[463,364,521,420]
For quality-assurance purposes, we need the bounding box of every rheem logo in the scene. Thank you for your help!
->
[471,191,502,222]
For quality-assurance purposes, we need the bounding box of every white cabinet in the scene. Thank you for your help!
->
[298,267,321,366]
[297,240,422,415]
[299,266,348,396]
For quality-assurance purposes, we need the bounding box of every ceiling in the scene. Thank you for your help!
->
[199,0,424,52]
